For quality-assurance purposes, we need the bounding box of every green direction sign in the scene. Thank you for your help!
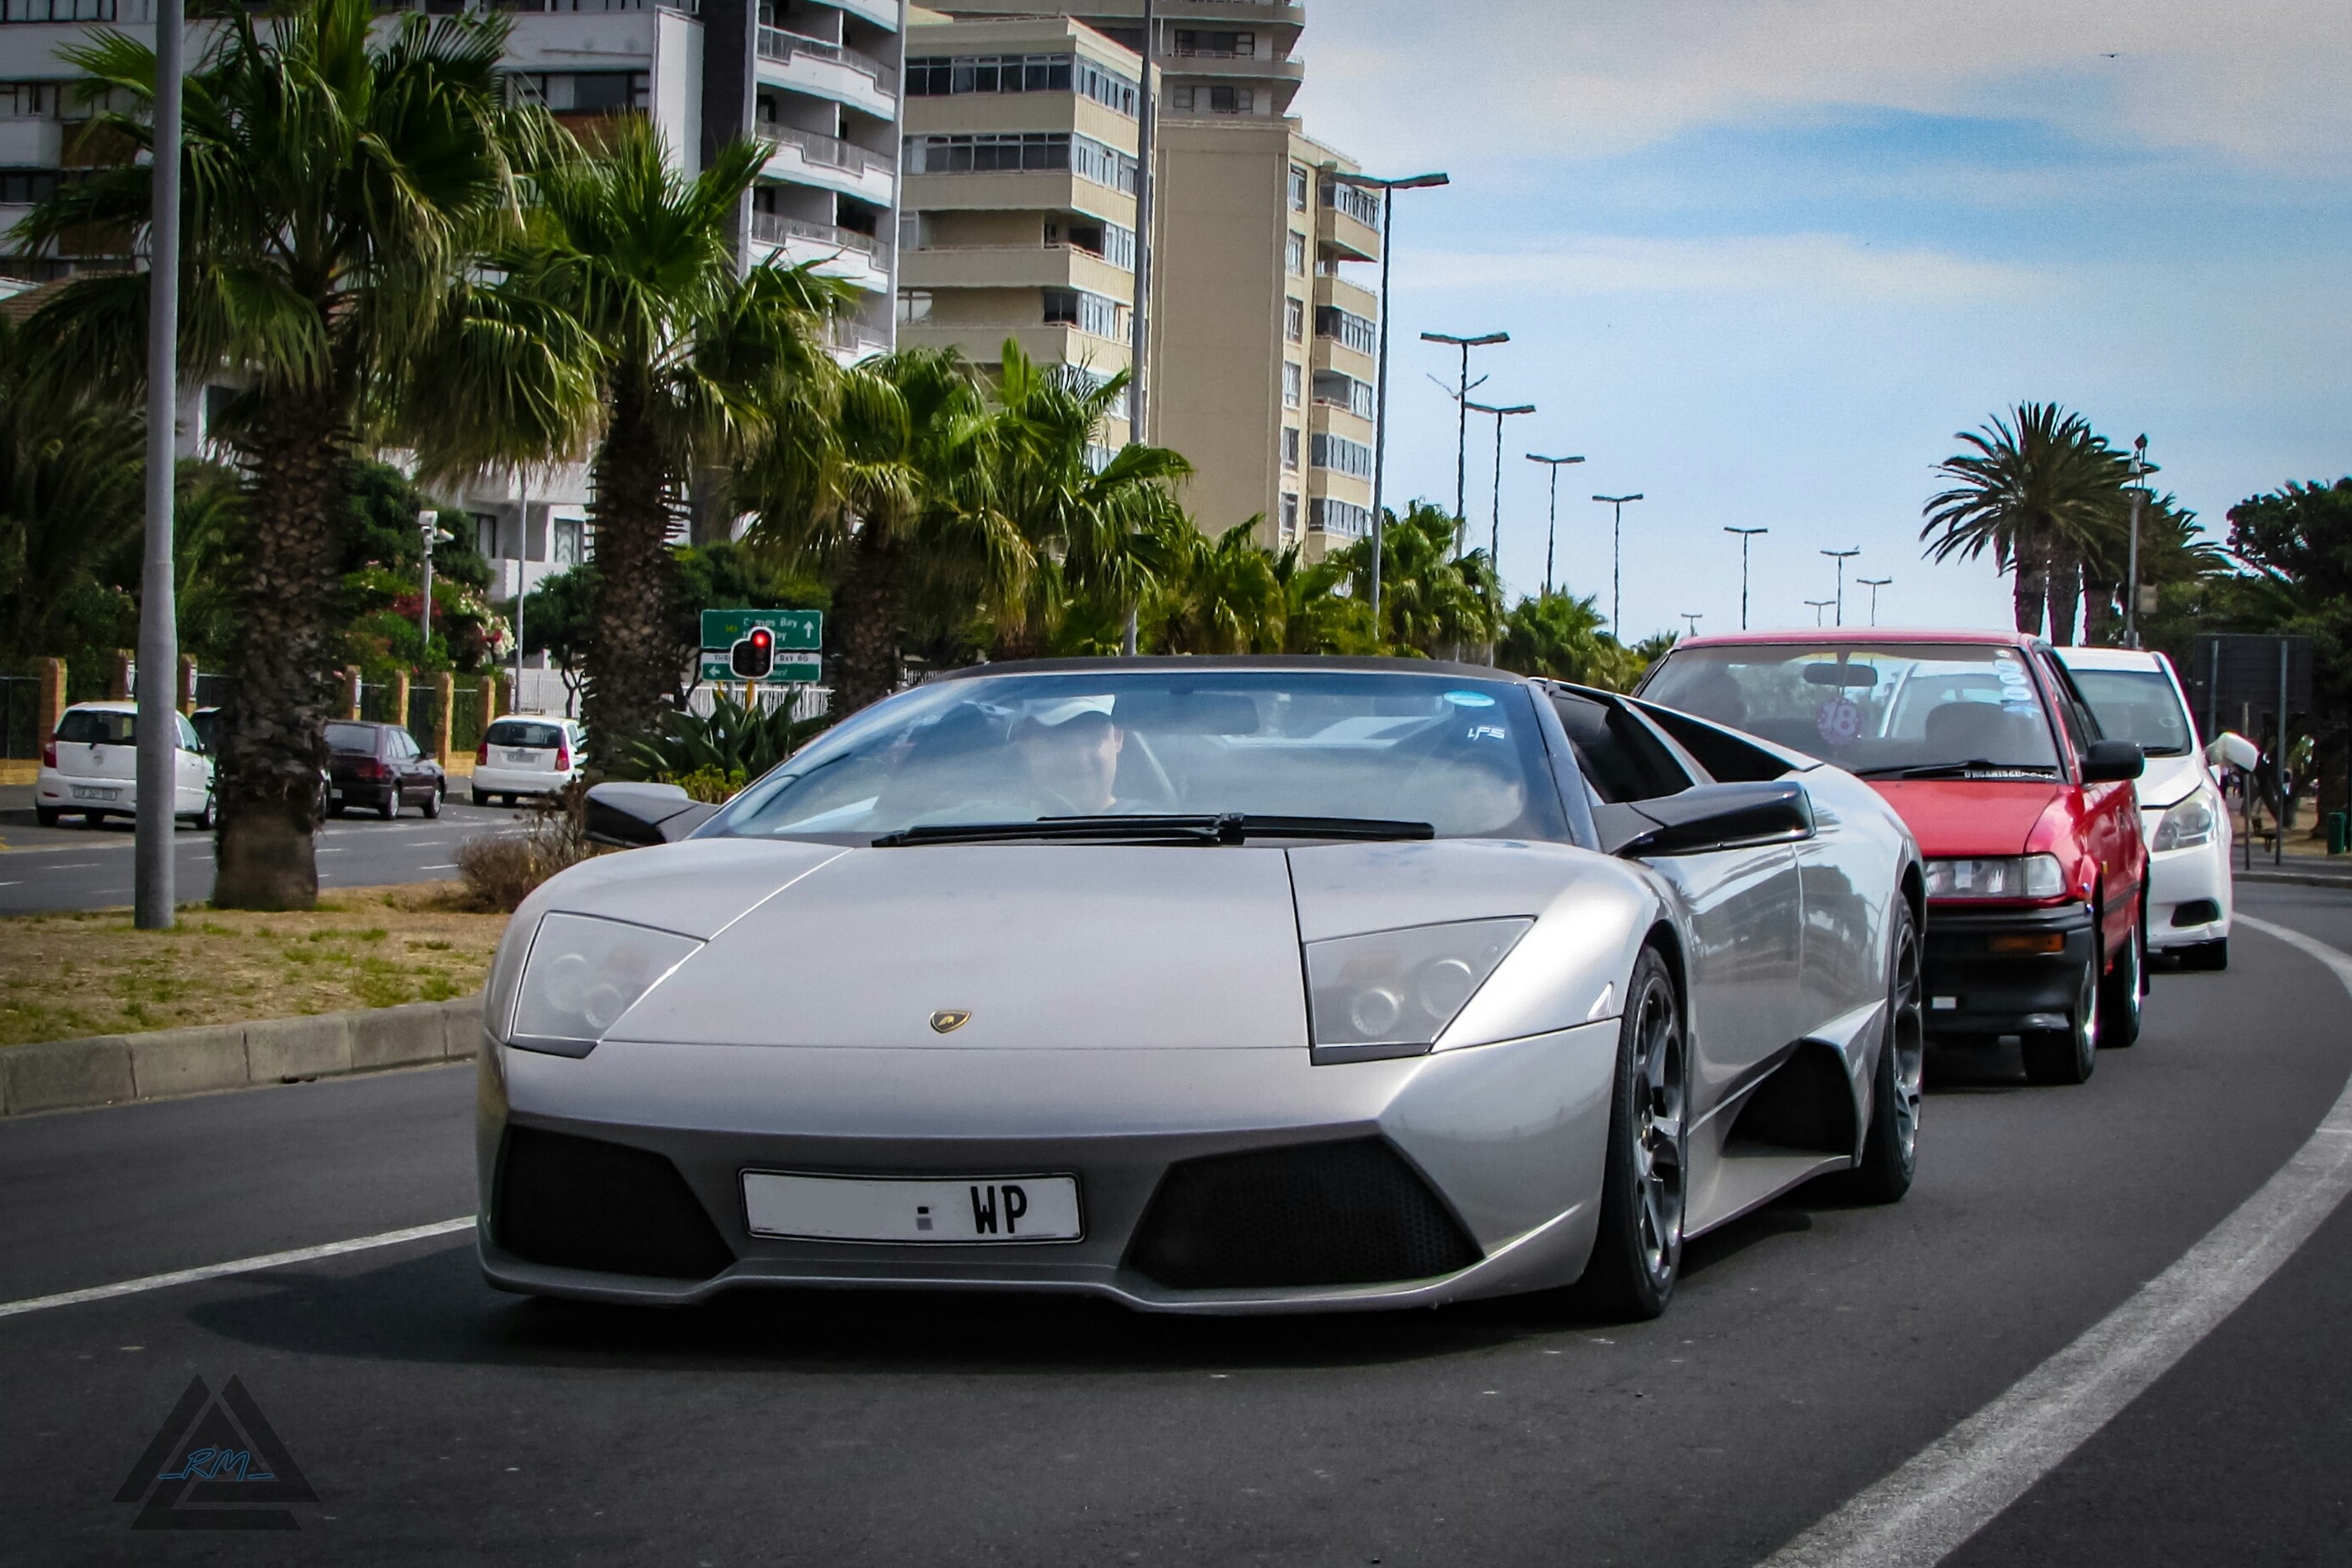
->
[701,608,822,652]
[699,652,822,685]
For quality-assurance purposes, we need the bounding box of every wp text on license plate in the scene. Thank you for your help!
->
[741,1172,1082,1243]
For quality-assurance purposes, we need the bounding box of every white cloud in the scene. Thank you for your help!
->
[1397,233,2045,304]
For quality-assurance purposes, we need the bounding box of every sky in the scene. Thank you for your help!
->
[1289,0,2352,642]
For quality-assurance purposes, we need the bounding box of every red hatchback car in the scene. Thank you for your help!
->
[1639,631,2147,1084]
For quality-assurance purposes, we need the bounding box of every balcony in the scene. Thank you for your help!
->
[899,244,1132,299]
[1310,331,1375,380]
[1313,272,1379,321]
[816,0,899,31]
[761,124,894,206]
[897,319,1130,372]
[749,212,889,290]
[756,27,897,117]
[905,169,1136,226]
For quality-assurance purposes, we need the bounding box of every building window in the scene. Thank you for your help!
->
[1314,304,1379,356]
[0,167,59,204]
[1281,427,1301,471]
[1173,30,1256,57]
[0,82,62,118]
[1044,287,1125,339]
[1280,492,1299,537]
[1311,497,1373,538]
[1068,367,1131,420]
[1284,297,1305,344]
[1052,219,1136,271]
[551,518,584,567]
[1286,230,1308,274]
[1313,370,1376,419]
[897,288,933,322]
[1321,175,1383,227]
[1170,85,1254,114]
[0,0,114,19]
[1310,432,1374,480]
[1282,362,1302,409]
[472,513,501,560]
[905,52,1139,118]
[505,72,649,114]
[1289,164,1309,212]
[904,132,1136,193]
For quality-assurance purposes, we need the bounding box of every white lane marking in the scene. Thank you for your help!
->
[419,864,457,871]
[0,1217,475,1322]
[1760,913,2352,1568]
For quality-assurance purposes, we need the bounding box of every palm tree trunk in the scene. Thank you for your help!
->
[583,385,677,772]
[2046,548,2081,647]
[833,521,902,716]
[212,391,346,910]
[2012,534,2049,636]
[2082,575,2119,646]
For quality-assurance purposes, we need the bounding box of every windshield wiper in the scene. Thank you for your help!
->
[1855,759,2061,780]
[873,814,1435,848]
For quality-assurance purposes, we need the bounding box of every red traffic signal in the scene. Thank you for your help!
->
[730,627,776,679]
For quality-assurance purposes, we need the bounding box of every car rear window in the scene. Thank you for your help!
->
[54,710,137,744]
[485,721,567,749]
[325,722,379,754]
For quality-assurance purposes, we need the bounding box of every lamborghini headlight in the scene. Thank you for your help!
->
[506,912,703,1057]
[2152,792,2217,852]
[1304,917,1532,1058]
[1924,855,2065,901]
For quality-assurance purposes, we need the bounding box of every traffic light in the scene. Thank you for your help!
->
[730,627,776,679]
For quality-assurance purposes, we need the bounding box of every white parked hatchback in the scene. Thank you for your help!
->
[35,701,217,830]
[471,715,585,806]
[2058,646,2232,969]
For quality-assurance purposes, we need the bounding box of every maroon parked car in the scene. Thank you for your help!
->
[325,721,446,820]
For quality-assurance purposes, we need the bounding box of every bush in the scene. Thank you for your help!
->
[624,692,825,790]
[456,786,593,912]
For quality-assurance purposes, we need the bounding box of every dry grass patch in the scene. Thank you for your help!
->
[0,883,509,1047]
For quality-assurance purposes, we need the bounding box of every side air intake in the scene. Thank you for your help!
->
[496,1125,735,1281]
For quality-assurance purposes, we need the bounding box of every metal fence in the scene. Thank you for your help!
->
[685,685,832,722]
[192,672,234,712]
[358,680,400,724]
[0,674,39,760]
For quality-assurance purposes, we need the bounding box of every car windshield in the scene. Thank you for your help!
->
[706,668,1571,843]
[1643,642,2062,775]
[325,722,378,754]
[486,721,567,749]
[2063,667,2194,756]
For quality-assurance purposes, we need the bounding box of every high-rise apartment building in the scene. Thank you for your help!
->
[927,0,1301,121]
[894,9,1146,448]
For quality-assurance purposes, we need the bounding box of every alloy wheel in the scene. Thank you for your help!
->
[1889,918,1925,1165]
[1631,978,1687,1288]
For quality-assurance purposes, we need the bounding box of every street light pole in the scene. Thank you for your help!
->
[1420,329,1506,549]
[133,0,185,931]
[2124,434,2148,648]
[1723,526,1768,630]
[1329,171,1447,626]
[1526,454,1585,598]
[1821,547,1860,626]
[1463,400,1533,568]
[1121,0,1156,658]
[418,510,438,652]
[1591,493,1643,632]
[1859,576,1892,627]
[1806,599,1834,627]
[1681,612,1703,637]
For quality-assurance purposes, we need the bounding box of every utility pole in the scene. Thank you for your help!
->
[1723,526,1768,630]
[1463,400,1533,567]
[1526,454,1585,598]
[2124,434,2148,648]
[1121,0,1156,658]
[1420,330,1507,548]
[1681,612,1703,638]
[1806,598,1834,627]
[512,479,529,710]
[1591,493,1643,632]
[1329,170,1447,626]
[418,510,438,652]
[1859,576,1892,627]
[134,0,185,932]
[1821,546,1861,626]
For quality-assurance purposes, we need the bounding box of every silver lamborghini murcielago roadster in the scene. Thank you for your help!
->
[477,658,1924,1319]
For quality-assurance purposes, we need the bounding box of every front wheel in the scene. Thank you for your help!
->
[2178,937,2229,972]
[421,787,440,819]
[1571,948,1687,1321]
[2022,943,2098,1085]
[1844,901,1924,1203]
[2097,911,2144,1049]
[185,793,215,832]
[35,805,58,828]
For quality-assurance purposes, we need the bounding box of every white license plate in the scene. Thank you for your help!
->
[742,1172,1082,1243]
[330,788,343,801]
[505,749,539,764]
[70,786,119,801]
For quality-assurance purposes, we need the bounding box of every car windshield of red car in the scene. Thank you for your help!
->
[1644,643,2062,775]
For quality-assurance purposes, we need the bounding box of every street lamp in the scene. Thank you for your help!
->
[1859,576,1892,627]
[1526,454,1586,598]
[1724,526,1768,630]
[133,0,186,931]
[1421,329,1508,547]
[418,510,439,652]
[1463,400,1534,568]
[2124,434,2149,648]
[1329,170,1448,625]
[1681,612,1704,637]
[1590,493,1644,632]
[1806,598,1835,627]
[1821,546,1860,626]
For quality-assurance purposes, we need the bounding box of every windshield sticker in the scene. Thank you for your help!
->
[1816,697,1861,744]
[1444,690,1497,708]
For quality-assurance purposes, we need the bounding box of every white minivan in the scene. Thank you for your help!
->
[471,715,585,806]
[2057,647,2233,969]
[35,701,217,830]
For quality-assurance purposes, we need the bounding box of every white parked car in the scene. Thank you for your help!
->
[472,715,585,806]
[2057,647,2231,969]
[35,701,216,830]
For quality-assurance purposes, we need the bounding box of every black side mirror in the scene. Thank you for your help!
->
[1608,781,1815,858]
[2081,740,2145,783]
[583,781,720,848]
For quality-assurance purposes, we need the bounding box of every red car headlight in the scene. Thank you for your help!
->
[1924,855,2065,900]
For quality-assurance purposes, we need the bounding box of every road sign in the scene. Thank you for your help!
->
[701,608,821,652]
[2184,634,2313,741]
[699,653,822,685]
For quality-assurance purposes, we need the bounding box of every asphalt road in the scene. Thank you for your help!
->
[0,787,534,915]
[1,881,2348,1565]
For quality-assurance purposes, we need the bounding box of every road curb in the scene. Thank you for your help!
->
[0,996,481,1117]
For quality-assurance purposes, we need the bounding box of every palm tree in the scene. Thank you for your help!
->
[0,314,143,663]
[435,117,844,762]
[1922,403,2131,642]
[16,0,552,907]
[1335,502,1499,658]
[1497,591,1639,688]
[1271,543,1375,655]
[1161,518,1283,653]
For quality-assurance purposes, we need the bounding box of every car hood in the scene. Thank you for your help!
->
[1866,779,2061,858]
[2135,754,2210,812]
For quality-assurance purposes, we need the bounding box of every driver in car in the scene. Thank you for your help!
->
[1017,709,1130,816]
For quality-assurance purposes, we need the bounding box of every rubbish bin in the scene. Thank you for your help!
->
[2329,811,2349,856]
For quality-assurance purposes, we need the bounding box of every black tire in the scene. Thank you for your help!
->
[2178,937,2229,972]
[35,805,58,828]
[2022,942,2098,1085]
[378,790,397,821]
[422,787,440,819]
[1571,947,1687,1321]
[1844,900,1924,1203]
[471,788,490,807]
[2097,910,2144,1049]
